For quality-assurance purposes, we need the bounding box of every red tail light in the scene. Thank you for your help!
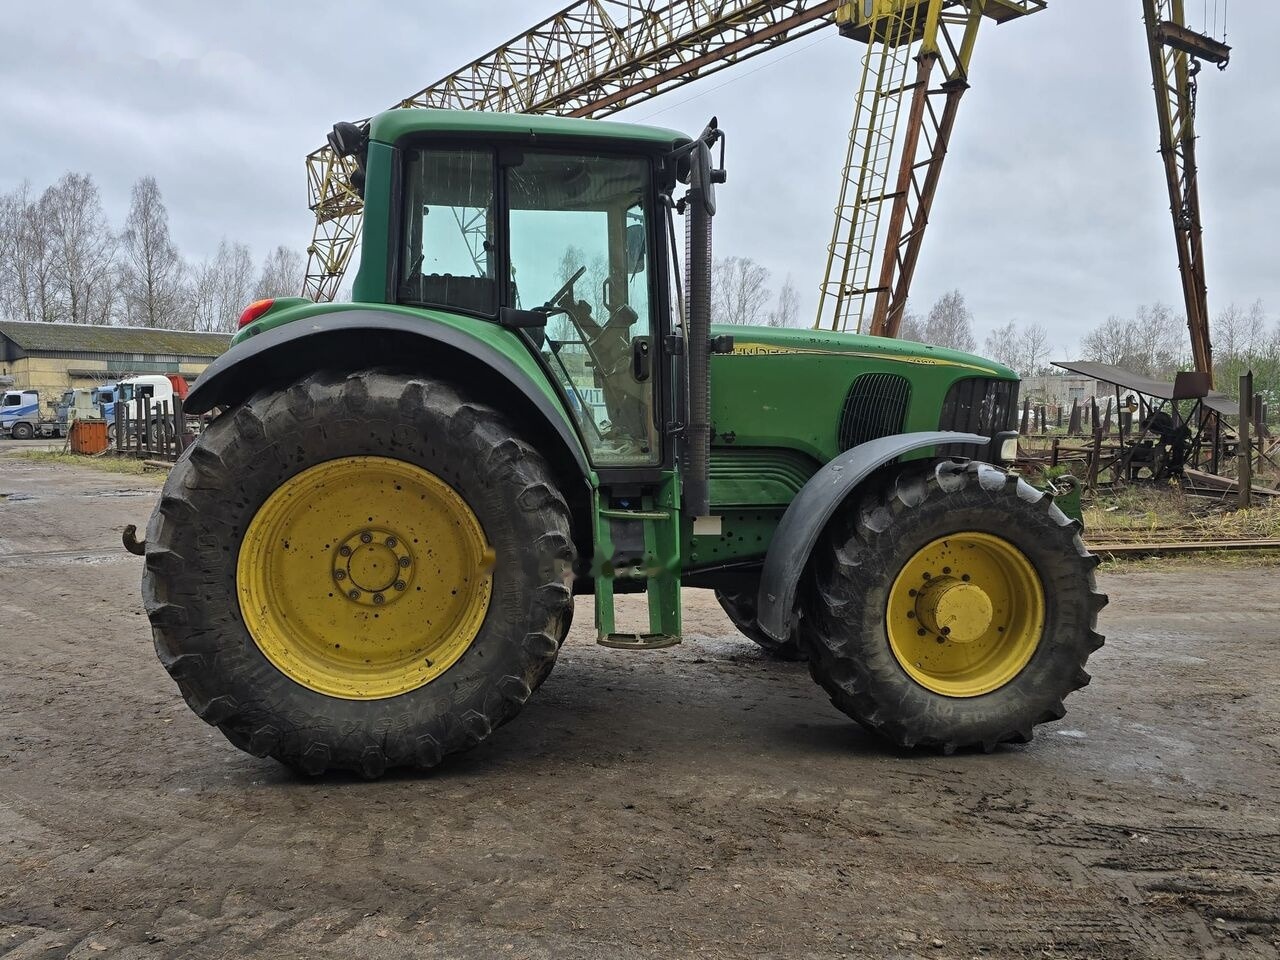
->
[238,298,275,329]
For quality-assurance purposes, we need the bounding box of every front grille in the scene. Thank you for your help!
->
[938,377,1019,458]
[838,373,911,451]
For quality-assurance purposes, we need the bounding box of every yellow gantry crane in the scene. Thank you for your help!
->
[817,0,1043,336]
[300,0,1229,376]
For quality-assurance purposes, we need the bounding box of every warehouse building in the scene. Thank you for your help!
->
[0,320,231,399]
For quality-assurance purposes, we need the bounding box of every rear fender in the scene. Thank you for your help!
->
[756,431,989,642]
[186,307,590,477]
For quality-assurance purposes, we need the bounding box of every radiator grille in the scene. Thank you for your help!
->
[837,373,911,451]
[938,377,1019,457]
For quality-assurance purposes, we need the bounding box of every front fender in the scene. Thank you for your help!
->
[186,308,589,477]
[756,431,989,642]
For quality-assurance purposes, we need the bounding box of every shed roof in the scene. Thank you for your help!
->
[1053,360,1237,416]
[0,320,231,358]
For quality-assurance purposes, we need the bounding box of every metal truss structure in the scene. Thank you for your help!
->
[1142,0,1230,385]
[301,0,1229,377]
[816,0,1044,336]
[303,0,843,301]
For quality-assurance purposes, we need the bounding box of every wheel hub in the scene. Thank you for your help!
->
[333,529,413,607]
[914,578,993,643]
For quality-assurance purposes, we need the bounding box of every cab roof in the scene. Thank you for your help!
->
[369,108,689,150]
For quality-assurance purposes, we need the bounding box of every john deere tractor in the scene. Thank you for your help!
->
[141,110,1105,777]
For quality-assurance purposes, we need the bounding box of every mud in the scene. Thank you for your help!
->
[1,455,1277,959]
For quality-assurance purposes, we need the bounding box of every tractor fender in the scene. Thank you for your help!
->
[756,431,990,642]
[185,308,589,476]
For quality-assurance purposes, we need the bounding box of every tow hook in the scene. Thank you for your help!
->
[122,524,146,556]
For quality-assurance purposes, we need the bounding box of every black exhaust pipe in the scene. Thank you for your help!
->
[681,119,724,519]
[684,199,712,518]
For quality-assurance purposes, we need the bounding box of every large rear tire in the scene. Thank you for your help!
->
[801,460,1105,753]
[714,586,805,661]
[143,370,576,777]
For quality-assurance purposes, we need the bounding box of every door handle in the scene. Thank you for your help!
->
[631,337,652,382]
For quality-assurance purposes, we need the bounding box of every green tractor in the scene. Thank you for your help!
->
[141,110,1105,777]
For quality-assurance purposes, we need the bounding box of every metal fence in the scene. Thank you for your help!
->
[112,396,194,461]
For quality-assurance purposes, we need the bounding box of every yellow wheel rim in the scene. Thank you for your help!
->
[236,457,494,700]
[886,532,1045,698]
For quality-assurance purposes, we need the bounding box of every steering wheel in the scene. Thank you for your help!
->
[544,265,587,311]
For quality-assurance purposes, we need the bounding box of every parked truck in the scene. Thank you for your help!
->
[1,389,61,439]
[107,375,188,441]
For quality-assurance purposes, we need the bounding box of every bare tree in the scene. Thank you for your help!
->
[1213,300,1268,360]
[42,173,118,325]
[982,320,1020,371]
[982,320,1052,376]
[189,240,255,332]
[120,176,185,329]
[897,306,927,342]
[767,274,800,327]
[922,289,976,352]
[1019,322,1052,375]
[712,256,771,325]
[0,181,59,322]
[254,245,305,300]
[1079,302,1186,377]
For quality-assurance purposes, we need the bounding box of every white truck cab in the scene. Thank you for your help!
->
[117,375,176,419]
[1,389,55,440]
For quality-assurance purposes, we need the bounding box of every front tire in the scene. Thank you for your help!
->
[10,422,34,441]
[802,460,1106,753]
[143,370,576,777]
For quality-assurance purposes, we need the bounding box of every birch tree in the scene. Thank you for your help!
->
[43,173,118,325]
[254,245,305,300]
[712,256,771,325]
[121,176,185,328]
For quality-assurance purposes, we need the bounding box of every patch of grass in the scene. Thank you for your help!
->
[10,450,157,476]
[1083,484,1280,541]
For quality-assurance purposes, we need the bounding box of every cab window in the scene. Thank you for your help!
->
[399,148,497,315]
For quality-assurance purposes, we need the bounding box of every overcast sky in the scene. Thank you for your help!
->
[1,0,1272,353]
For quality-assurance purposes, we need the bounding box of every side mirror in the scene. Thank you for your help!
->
[677,118,726,217]
[626,223,646,274]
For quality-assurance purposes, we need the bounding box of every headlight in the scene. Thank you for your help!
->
[1000,435,1019,462]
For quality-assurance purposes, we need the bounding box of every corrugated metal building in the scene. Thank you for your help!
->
[0,321,231,399]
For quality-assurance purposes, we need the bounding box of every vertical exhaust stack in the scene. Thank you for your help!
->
[681,119,725,520]
[684,197,713,518]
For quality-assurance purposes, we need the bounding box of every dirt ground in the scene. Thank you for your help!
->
[1,455,1277,960]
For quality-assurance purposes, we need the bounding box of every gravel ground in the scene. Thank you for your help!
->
[1,455,1277,959]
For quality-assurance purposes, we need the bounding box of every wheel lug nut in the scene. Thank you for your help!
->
[373,593,385,605]
[339,546,351,557]
[334,570,346,581]
[394,580,406,591]
[385,536,397,548]
[398,556,411,568]
[348,589,361,600]
[360,532,373,544]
